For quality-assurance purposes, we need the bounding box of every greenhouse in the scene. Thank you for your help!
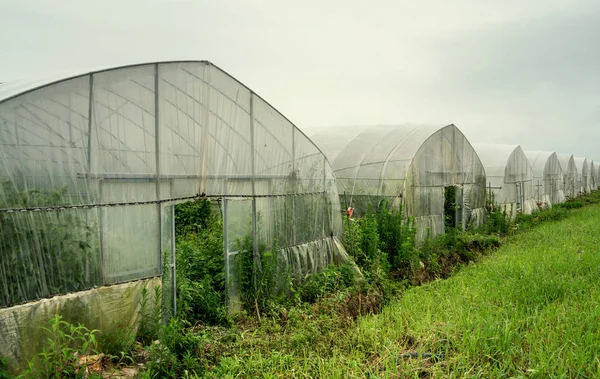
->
[591,161,598,190]
[573,157,590,194]
[472,144,537,214]
[307,124,487,240]
[523,150,566,207]
[0,61,347,368]
[557,154,577,199]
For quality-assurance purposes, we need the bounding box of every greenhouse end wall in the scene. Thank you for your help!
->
[473,144,537,215]
[307,124,487,240]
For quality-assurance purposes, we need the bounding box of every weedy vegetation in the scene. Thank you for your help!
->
[11,191,600,378]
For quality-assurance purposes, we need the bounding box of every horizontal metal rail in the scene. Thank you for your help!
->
[0,191,327,214]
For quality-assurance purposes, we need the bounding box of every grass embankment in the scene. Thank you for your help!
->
[205,204,600,378]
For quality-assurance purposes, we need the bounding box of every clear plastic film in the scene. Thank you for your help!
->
[524,151,566,207]
[0,61,347,309]
[307,124,487,240]
[473,144,537,215]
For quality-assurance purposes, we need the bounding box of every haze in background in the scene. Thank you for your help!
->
[1,0,599,158]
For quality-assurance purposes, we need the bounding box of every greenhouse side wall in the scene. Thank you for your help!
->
[0,277,161,372]
[0,61,348,371]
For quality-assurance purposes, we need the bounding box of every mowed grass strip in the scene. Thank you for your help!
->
[205,205,600,378]
[355,204,600,378]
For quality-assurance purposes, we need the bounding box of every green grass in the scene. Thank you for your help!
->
[199,203,600,378]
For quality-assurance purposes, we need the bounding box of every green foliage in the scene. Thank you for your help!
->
[484,203,513,235]
[138,286,163,346]
[237,235,292,314]
[146,318,204,378]
[444,185,457,229]
[175,202,227,325]
[21,315,99,379]
[0,182,100,307]
[299,264,356,302]
[97,322,136,365]
[0,356,11,379]
[174,199,215,238]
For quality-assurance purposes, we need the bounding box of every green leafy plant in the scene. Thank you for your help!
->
[97,322,137,366]
[21,315,99,379]
[138,286,163,346]
[0,355,11,379]
[146,318,203,378]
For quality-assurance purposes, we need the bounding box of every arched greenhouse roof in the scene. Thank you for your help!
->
[472,143,536,214]
[0,60,337,200]
[525,151,558,174]
[307,124,485,197]
[557,154,577,176]
[472,143,531,183]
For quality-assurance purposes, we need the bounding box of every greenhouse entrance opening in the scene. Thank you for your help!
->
[444,185,463,231]
[172,198,229,324]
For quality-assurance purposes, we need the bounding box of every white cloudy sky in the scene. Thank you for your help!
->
[1,0,599,159]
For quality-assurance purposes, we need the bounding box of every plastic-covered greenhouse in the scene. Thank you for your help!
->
[557,154,577,199]
[0,61,347,367]
[573,157,590,194]
[591,161,598,190]
[523,150,566,206]
[472,144,537,214]
[307,124,487,239]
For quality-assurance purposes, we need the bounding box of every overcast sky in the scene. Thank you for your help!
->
[1,0,599,160]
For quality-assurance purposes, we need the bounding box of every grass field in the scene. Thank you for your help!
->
[204,204,600,378]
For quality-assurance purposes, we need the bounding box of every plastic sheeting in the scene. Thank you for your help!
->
[307,124,487,240]
[524,151,566,207]
[557,154,578,199]
[0,61,346,311]
[591,161,598,190]
[472,144,537,215]
[573,157,590,194]
[0,277,161,372]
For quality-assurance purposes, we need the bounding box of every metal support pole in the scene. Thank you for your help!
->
[86,74,95,283]
[223,195,230,310]
[170,204,176,316]
[249,93,260,300]
[322,156,327,237]
[291,128,296,245]
[154,64,163,278]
